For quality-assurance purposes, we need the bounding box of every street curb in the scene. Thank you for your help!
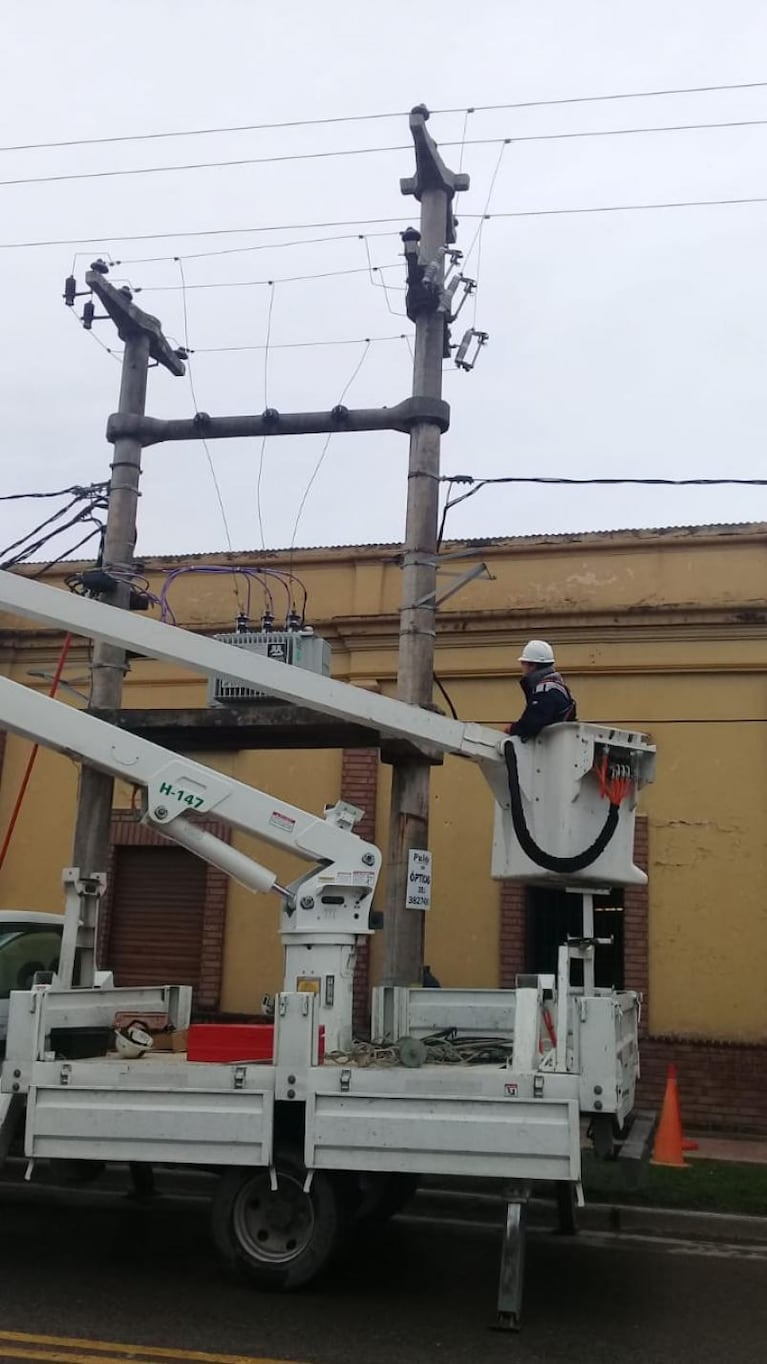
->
[413,1187,767,1246]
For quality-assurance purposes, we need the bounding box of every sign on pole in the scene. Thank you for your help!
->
[405,849,432,911]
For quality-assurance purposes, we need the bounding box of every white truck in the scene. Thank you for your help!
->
[0,567,655,1330]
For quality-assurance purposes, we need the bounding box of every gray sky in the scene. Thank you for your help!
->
[1,0,766,562]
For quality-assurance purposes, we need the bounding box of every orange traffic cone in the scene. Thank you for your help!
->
[651,1063,687,1168]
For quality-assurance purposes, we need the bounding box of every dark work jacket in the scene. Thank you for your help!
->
[509,665,576,740]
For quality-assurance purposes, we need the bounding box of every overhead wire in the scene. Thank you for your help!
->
[113,228,400,266]
[178,259,243,616]
[440,474,767,486]
[0,486,108,570]
[256,282,277,552]
[4,120,767,190]
[435,473,767,542]
[0,482,107,503]
[4,81,767,153]
[140,263,402,293]
[5,195,767,254]
[191,333,408,353]
[29,524,104,577]
[288,341,372,556]
[361,238,407,317]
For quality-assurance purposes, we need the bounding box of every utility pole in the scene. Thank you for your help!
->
[68,266,184,981]
[382,107,469,986]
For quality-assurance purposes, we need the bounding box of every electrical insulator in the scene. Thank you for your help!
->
[454,328,489,371]
[82,300,96,331]
[235,613,250,634]
[261,610,274,634]
[63,276,77,307]
[285,609,302,632]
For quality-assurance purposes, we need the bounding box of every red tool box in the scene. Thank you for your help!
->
[187,1022,325,1064]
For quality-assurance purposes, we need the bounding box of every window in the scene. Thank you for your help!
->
[0,927,62,999]
[525,888,624,990]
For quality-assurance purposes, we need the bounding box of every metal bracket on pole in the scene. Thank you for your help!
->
[85,270,186,377]
[411,561,492,609]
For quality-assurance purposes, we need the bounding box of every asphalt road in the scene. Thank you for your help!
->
[0,1177,765,1364]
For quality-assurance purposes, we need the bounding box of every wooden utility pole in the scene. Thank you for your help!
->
[71,267,184,979]
[382,107,469,986]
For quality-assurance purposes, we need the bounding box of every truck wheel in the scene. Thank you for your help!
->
[211,1156,343,1291]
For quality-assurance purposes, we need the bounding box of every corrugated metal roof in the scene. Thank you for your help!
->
[19,521,767,569]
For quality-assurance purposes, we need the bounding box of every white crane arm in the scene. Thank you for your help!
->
[0,674,380,899]
[0,570,504,765]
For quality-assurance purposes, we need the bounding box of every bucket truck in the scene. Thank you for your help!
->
[0,568,655,1329]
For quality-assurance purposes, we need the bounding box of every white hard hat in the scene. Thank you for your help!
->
[518,639,555,665]
[114,1020,154,1059]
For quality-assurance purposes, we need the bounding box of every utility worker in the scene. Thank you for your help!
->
[505,640,576,740]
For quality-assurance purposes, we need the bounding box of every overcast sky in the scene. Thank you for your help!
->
[1,0,766,563]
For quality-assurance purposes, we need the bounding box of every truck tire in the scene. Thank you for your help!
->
[211,1155,343,1291]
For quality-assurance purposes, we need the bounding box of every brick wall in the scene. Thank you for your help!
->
[638,1038,767,1135]
[340,748,378,1035]
[99,810,230,1012]
[499,881,526,988]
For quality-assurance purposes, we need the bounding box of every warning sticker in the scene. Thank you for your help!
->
[269,810,296,834]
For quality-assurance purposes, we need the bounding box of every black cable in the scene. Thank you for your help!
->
[0,482,108,503]
[440,474,767,487]
[5,82,767,154]
[29,524,104,578]
[0,497,106,568]
[434,674,459,721]
[504,741,619,874]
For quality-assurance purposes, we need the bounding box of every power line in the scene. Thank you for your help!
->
[478,194,767,221]
[1,192,764,260]
[4,119,767,191]
[0,482,107,503]
[6,190,767,255]
[439,81,767,115]
[29,524,104,578]
[192,333,408,353]
[256,283,277,551]
[286,341,371,553]
[440,474,767,486]
[139,263,402,294]
[178,260,240,589]
[5,81,767,154]
[0,217,410,252]
[114,229,399,265]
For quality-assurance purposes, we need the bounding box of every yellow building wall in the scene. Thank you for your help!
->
[1,526,765,1042]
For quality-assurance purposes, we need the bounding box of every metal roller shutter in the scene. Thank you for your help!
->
[108,845,207,993]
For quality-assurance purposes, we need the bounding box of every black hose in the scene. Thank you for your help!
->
[504,740,620,874]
